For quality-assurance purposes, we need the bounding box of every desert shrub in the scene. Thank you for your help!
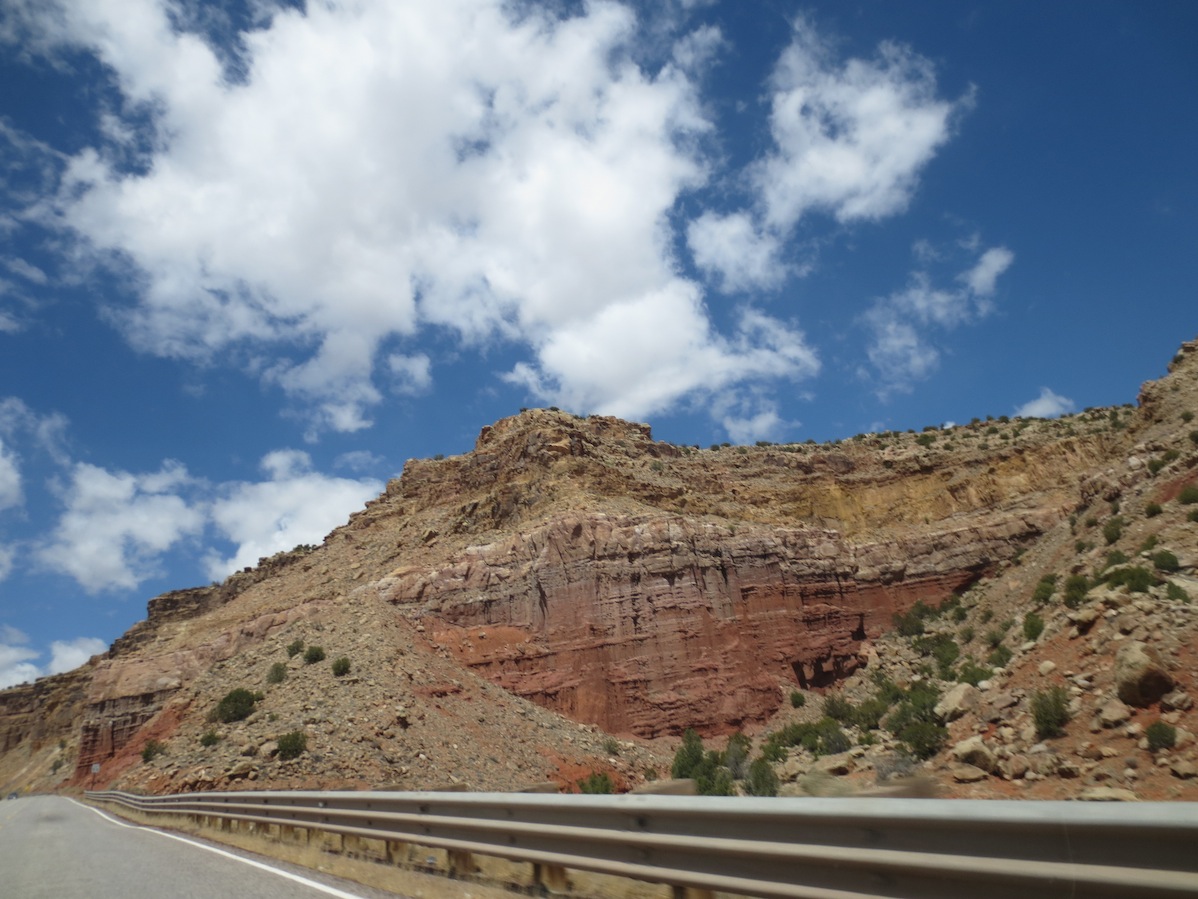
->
[213,688,258,723]
[1166,582,1190,603]
[1031,686,1070,738]
[1183,411,1195,423]
[672,729,705,779]
[141,739,166,763]
[331,656,351,676]
[951,605,967,622]
[266,662,287,684]
[823,694,855,723]
[303,645,326,664]
[915,433,935,447]
[1031,574,1057,605]
[200,729,220,747]
[1104,565,1156,593]
[577,771,615,794]
[984,627,1006,649]
[286,638,304,657]
[1148,459,1165,476]
[1178,484,1198,505]
[852,698,889,731]
[1190,509,1198,523]
[277,730,308,760]
[913,633,960,677]
[1145,502,1163,518]
[885,685,946,760]
[893,599,937,636]
[1152,550,1180,572]
[1103,516,1124,545]
[960,625,975,643]
[1190,430,1198,446]
[724,732,752,779]
[988,645,1013,668]
[601,736,621,756]
[789,690,806,708]
[1146,721,1177,752]
[1163,449,1180,463]
[1023,611,1045,641]
[957,658,991,686]
[763,718,851,759]
[744,757,779,796]
[1140,535,1160,552]
[1105,550,1130,568]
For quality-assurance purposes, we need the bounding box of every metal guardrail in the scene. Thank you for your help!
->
[87,790,1198,899]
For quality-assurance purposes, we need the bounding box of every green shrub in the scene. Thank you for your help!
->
[789,690,806,708]
[913,633,960,677]
[577,771,615,794]
[823,695,855,723]
[1103,516,1124,545]
[1178,484,1198,505]
[1104,565,1156,593]
[1190,430,1198,446]
[1152,550,1180,572]
[1031,686,1070,739]
[266,662,287,684]
[885,683,946,760]
[1145,502,1163,518]
[744,757,779,797]
[1140,535,1160,552]
[1190,509,1198,523]
[1105,550,1130,568]
[723,732,751,778]
[988,645,1013,668]
[1022,611,1045,642]
[141,739,166,763]
[960,625,975,643]
[200,729,220,747]
[277,730,308,760]
[984,627,1006,649]
[672,729,705,779]
[1148,459,1165,476]
[303,645,326,664]
[286,638,304,657]
[331,656,351,677]
[213,688,258,723]
[1182,411,1194,423]
[1146,721,1177,752]
[852,698,890,731]
[1166,582,1190,603]
[1031,574,1057,605]
[957,658,992,686]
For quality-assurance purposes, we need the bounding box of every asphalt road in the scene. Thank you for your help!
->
[0,795,398,899]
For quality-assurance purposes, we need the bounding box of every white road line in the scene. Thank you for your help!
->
[71,800,371,899]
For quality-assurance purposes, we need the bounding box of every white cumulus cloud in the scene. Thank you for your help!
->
[1015,387,1074,419]
[8,0,823,432]
[757,19,969,229]
[36,460,204,593]
[204,450,382,579]
[0,436,21,512]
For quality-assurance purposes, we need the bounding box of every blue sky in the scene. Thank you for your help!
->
[1,0,1195,687]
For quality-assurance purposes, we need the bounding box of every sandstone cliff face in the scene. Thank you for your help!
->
[388,512,1043,736]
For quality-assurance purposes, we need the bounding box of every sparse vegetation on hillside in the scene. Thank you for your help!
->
[212,688,259,723]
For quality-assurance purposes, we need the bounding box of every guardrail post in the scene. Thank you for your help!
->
[385,840,409,865]
[447,849,476,879]
[534,862,569,894]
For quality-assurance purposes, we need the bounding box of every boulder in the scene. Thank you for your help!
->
[951,736,997,773]
[934,683,978,723]
[1078,787,1139,801]
[1098,699,1132,728]
[950,763,989,783]
[1114,642,1174,707]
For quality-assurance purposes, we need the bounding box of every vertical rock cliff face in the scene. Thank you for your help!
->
[384,507,1055,736]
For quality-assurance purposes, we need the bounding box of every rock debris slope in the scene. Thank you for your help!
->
[1,336,1195,799]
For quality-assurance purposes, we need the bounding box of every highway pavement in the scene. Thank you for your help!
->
[0,795,399,899]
